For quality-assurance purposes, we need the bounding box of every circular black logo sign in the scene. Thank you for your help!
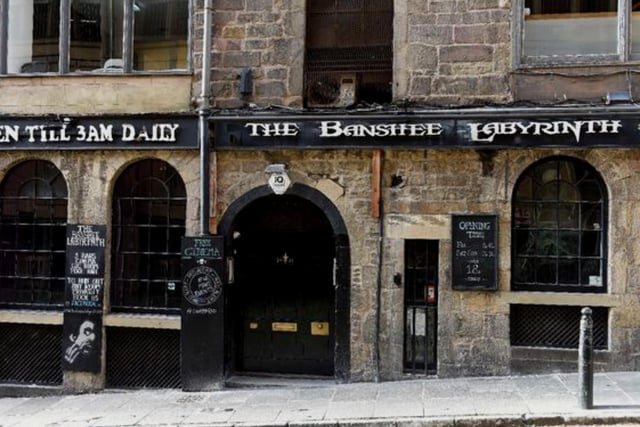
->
[182,265,223,306]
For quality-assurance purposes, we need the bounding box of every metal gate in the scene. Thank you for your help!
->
[106,327,180,389]
[0,323,63,385]
[404,240,438,374]
[510,304,608,349]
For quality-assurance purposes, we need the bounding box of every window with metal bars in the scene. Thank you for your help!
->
[0,160,68,309]
[512,157,607,293]
[305,0,393,107]
[111,159,185,313]
[404,240,438,374]
[510,304,608,350]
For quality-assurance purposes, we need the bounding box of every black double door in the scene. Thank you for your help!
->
[230,196,335,376]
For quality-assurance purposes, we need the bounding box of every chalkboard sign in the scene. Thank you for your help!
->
[181,235,225,390]
[65,225,106,311]
[451,214,498,290]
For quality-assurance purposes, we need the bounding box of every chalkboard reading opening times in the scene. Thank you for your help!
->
[452,214,498,291]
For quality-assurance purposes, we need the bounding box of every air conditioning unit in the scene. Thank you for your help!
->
[307,73,357,108]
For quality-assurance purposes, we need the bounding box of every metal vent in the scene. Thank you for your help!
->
[106,327,181,389]
[305,47,392,106]
[0,323,63,385]
[306,46,392,73]
[510,305,608,350]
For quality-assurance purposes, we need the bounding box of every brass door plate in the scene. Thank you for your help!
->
[310,321,329,336]
[272,322,297,332]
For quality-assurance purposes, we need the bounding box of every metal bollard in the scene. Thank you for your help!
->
[578,307,594,409]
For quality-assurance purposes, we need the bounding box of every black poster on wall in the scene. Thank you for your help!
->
[61,312,102,372]
[451,215,498,291]
[64,225,106,311]
[62,224,106,372]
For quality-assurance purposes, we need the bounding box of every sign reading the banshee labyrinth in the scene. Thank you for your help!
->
[213,115,640,149]
[0,115,198,149]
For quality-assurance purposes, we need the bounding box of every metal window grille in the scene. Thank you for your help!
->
[512,157,607,293]
[106,326,181,389]
[111,159,186,313]
[0,323,63,385]
[305,0,393,105]
[510,304,608,350]
[404,240,438,374]
[0,160,68,309]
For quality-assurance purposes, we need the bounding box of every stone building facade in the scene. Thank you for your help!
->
[1,0,640,392]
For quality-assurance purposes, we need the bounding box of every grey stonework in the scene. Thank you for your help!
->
[1,0,639,392]
[207,0,512,108]
[214,148,640,381]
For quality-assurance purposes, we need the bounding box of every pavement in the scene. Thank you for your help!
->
[2,372,640,427]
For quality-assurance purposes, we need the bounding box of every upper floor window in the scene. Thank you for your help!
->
[304,0,393,108]
[519,0,640,65]
[0,0,190,74]
[512,157,607,293]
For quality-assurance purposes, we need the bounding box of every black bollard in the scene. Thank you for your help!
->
[578,307,594,409]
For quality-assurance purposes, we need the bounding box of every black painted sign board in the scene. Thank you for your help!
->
[0,114,198,150]
[451,215,498,291]
[62,224,106,372]
[213,114,639,150]
[180,235,225,391]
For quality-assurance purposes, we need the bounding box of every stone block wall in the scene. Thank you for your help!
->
[213,147,640,380]
[205,0,513,108]
[210,0,305,109]
[395,0,513,105]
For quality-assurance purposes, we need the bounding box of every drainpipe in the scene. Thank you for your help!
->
[0,0,7,74]
[199,0,213,236]
[372,149,384,382]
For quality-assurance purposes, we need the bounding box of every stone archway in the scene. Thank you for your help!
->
[218,184,350,381]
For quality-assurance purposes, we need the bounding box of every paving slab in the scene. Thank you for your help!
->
[2,372,640,426]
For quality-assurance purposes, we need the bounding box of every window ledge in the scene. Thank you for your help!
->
[0,309,63,325]
[105,312,181,330]
[507,291,621,307]
[0,70,192,78]
[515,59,640,71]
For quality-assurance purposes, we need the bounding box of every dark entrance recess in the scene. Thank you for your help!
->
[404,240,438,374]
[218,184,350,380]
[231,195,334,375]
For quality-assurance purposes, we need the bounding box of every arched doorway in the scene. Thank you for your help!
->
[219,184,350,379]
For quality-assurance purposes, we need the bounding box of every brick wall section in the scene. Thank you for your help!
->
[398,0,512,105]
[215,148,640,380]
[203,0,513,108]
[210,0,305,109]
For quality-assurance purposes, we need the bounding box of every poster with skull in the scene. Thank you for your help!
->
[62,312,102,372]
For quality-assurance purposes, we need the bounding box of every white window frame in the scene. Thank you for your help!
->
[514,0,636,67]
[0,0,192,75]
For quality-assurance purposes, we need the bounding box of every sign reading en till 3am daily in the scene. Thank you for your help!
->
[0,115,198,150]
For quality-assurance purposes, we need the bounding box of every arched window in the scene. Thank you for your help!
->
[512,157,607,293]
[0,160,68,308]
[111,159,186,313]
